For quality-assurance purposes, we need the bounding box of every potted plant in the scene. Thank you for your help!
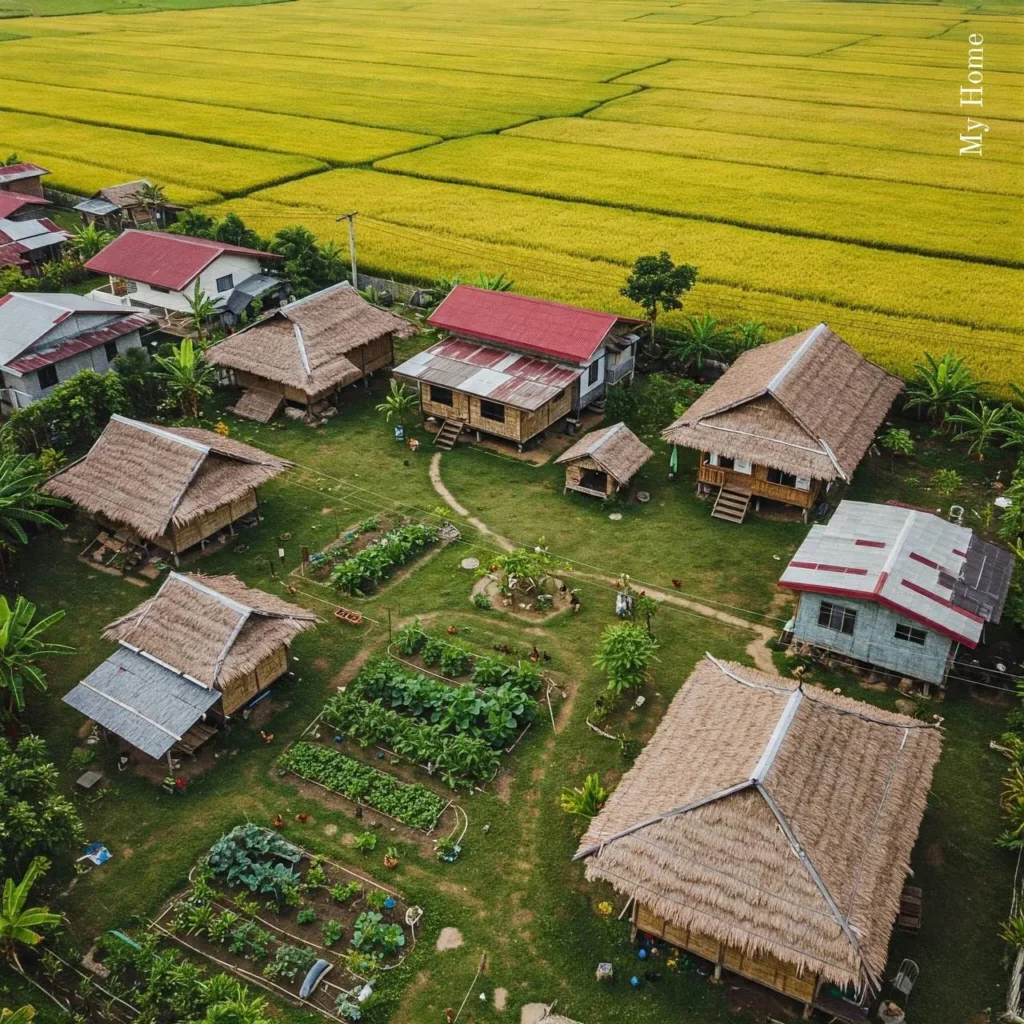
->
[383,846,399,869]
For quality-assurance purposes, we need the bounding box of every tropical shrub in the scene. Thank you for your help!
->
[278,743,445,829]
[0,456,67,553]
[559,772,608,818]
[594,622,660,698]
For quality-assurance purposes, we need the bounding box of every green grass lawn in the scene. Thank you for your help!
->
[4,383,1018,1023]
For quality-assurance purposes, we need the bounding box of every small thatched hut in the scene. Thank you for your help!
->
[574,656,942,1021]
[555,422,653,498]
[662,325,902,523]
[208,282,415,422]
[63,573,318,764]
[43,415,289,559]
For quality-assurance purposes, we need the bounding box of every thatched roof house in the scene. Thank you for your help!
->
[555,422,653,498]
[43,415,289,557]
[64,573,318,761]
[662,325,902,522]
[209,282,415,422]
[575,656,942,1017]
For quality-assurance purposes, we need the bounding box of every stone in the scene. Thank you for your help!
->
[435,927,463,951]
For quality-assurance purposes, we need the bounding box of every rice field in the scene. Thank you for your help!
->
[0,0,1022,384]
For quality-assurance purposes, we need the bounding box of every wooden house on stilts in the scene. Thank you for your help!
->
[43,415,288,561]
[63,573,318,766]
[575,656,942,1022]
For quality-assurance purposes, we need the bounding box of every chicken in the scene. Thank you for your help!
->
[672,579,682,589]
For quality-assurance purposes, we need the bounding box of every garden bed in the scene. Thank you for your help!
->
[151,825,417,1022]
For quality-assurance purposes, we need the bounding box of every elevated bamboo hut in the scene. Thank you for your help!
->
[64,573,318,764]
[662,325,902,523]
[208,282,415,422]
[43,415,289,559]
[574,656,942,1021]
[555,422,653,498]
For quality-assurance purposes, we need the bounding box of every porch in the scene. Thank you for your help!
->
[697,457,822,511]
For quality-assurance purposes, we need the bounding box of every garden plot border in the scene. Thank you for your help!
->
[287,517,460,600]
[150,830,415,1023]
[284,715,455,835]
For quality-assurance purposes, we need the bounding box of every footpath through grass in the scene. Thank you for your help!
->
[5,386,1017,1022]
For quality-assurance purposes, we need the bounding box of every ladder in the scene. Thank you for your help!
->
[711,486,751,524]
[433,418,465,451]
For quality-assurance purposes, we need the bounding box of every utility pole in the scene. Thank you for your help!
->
[336,211,358,290]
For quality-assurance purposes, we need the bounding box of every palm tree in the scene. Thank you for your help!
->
[155,338,217,419]
[375,380,419,430]
[731,319,767,355]
[185,281,218,340]
[0,858,61,972]
[904,351,982,426]
[947,401,1010,460]
[669,313,733,374]
[0,455,67,551]
[67,223,114,263]
[0,595,71,715]
[135,181,168,222]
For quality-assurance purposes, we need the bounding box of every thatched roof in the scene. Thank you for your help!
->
[575,656,942,992]
[43,416,289,542]
[209,282,414,398]
[555,422,653,484]
[103,572,318,690]
[662,325,903,482]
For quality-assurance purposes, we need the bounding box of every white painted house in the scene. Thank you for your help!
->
[85,230,283,320]
[0,293,154,411]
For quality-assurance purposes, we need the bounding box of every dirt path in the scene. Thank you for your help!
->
[429,452,515,552]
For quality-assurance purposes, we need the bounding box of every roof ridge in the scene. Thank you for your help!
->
[293,322,313,379]
[767,323,826,394]
[110,414,211,454]
[445,283,622,320]
[168,571,254,616]
[282,280,352,315]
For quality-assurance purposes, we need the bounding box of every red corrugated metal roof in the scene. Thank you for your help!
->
[428,285,644,365]
[0,193,48,218]
[6,313,155,373]
[0,162,48,185]
[0,243,27,267]
[85,230,280,292]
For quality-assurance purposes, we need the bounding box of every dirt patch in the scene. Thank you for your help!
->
[521,1004,550,1024]
[312,657,331,672]
[493,771,513,803]
[435,926,464,951]
[330,646,376,689]
[322,823,338,837]
[926,841,946,870]
[493,987,508,1010]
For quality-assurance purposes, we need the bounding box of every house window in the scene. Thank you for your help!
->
[104,340,119,363]
[818,601,857,635]
[795,476,812,491]
[479,399,505,423]
[430,385,454,407]
[895,622,927,645]
[151,284,170,294]
[767,468,797,488]
[215,273,234,293]
[718,455,735,470]
[37,364,58,390]
[587,359,600,386]
[733,458,752,475]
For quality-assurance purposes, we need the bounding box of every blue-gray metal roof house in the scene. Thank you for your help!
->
[779,501,1014,689]
[64,573,318,764]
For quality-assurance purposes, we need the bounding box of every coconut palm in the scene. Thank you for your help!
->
[0,858,61,972]
[668,313,733,374]
[375,380,419,429]
[0,456,67,552]
[0,596,71,715]
[947,401,1010,460]
[904,351,982,425]
[154,338,217,419]
[135,181,168,221]
[185,281,218,340]
[67,222,114,263]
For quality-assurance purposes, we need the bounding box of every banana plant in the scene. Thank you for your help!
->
[0,857,61,971]
[0,595,72,716]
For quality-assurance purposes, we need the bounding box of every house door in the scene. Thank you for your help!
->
[581,468,608,493]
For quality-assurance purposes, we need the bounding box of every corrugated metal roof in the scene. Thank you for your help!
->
[224,274,281,315]
[394,337,580,411]
[0,192,48,218]
[0,162,48,185]
[6,312,154,375]
[779,500,1012,647]
[74,198,120,216]
[428,284,643,365]
[63,646,220,759]
[86,230,279,292]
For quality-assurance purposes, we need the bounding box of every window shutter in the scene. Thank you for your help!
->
[734,458,752,475]
[795,476,811,491]
[707,453,719,466]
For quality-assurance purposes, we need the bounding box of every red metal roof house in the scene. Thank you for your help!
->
[0,162,49,198]
[85,230,284,323]
[394,285,645,448]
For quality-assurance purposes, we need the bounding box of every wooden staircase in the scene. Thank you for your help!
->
[711,486,751,524]
[433,418,465,451]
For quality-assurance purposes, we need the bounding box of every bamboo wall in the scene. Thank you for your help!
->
[420,383,573,444]
[636,904,818,1004]
[161,489,259,553]
[220,644,289,715]
[564,456,615,497]
[698,459,823,509]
